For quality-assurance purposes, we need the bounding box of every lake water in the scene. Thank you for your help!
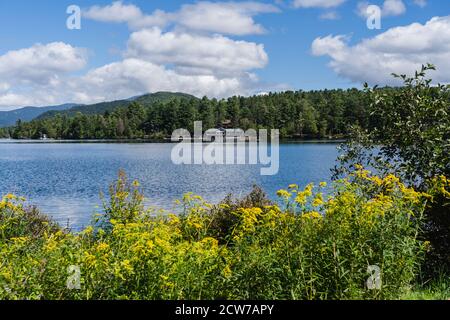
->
[0,140,339,229]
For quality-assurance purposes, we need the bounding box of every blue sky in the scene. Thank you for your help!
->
[0,0,448,109]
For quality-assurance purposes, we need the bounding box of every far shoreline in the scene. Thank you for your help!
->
[0,138,346,144]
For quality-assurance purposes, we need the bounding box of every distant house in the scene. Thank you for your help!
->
[204,128,249,142]
[204,128,226,141]
[221,120,232,129]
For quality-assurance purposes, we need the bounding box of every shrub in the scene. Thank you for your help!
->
[0,194,60,239]
[420,176,450,277]
[335,65,450,279]
[206,185,272,244]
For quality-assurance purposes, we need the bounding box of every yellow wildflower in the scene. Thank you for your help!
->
[168,214,180,225]
[312,193,324,207]
[121,260,134,274]
[277,189,291,200]
[83,226,94,235]
[84,251,97,268]
[96,242,110,252]
[223,265,232,278]
[295,192,307,205]
[132,180,140,187]
[302,211,322,220]
[303,184,314,197]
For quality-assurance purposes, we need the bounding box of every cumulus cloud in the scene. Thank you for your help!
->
[357,0,406,18]
[76,58,257,101]
[312,16,450,85]
[319,11,341,20]
[414,0,427,8]
[0,60,259,110]
[172,1,279,35]
[69,22,271,102]
[0,82,10,93]
[83,1,143,24]
[83,1,170,29]
[0,93,34,109]
[293,0,347,9]
[0,42,89,109]
[0,42,87,86]
[84,1,279,35]
[126,28,268,77]
[382,0,406,16]
[0,44,265,109]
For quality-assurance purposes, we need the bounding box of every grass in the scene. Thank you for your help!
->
[401,275,450,300]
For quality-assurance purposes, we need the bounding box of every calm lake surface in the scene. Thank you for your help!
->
[0,140,339,229]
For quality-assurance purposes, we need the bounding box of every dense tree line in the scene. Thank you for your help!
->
[0,89,371,140]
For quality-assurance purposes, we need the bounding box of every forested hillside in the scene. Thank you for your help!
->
[36,92,196,119]
[0,89,371,139]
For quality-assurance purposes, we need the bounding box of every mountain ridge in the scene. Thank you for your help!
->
[0,92,198,127]
[0,104,79,127]
[36,92,197,119]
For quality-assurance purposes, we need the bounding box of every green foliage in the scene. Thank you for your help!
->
[0,171,427,300]
[96,170,145,229]
[0,194,60,240]
[421,176,450,277]
[336,64,450,183]
[400,272,450,300]
[335,65,450,278]
[207,185,272,244]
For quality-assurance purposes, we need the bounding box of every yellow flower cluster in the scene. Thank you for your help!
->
[429,175,450,200]
[0,170,431,300]
[0,194,25,211]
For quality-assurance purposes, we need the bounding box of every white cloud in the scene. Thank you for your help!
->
[0,93,34,109]
[0,82,10,93]
[83,1,170,29]
[173,1,279,35]
[0,42,87,86]
[357,0,406,18]
[382,0,406,16]
[293,0,347,9]
[126,28,268,77]
[414,0,427,8]
[76,58,255,101]
[0,42,88,109]
[319,11,341,20]
[356,2,369,17]
[312,16,450,85]
[71,23,272,101]
[83,1,143,24]
[84,1,279,36]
